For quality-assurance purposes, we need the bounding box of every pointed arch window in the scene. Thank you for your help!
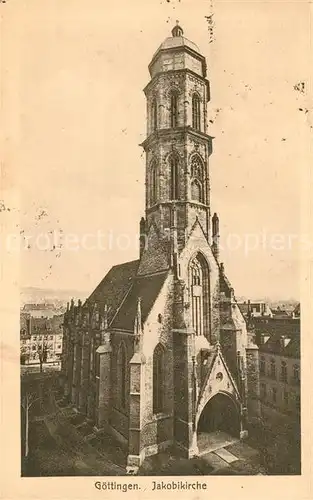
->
[169,154,179,200]
[150,161,158,205]
[170,91,179,128]
[191,179,203,203]
[189,253,210,336]
[151,98,158,131]
[190,155,205,203]
[192,94,201,131]
[117,342,127,409]
[153,343,165,414]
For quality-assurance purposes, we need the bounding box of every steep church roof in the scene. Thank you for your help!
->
[111,271,169,331]
[86,260,140,324]
[85,259,169,332]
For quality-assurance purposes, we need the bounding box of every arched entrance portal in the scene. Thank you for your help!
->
[197,393,240,453]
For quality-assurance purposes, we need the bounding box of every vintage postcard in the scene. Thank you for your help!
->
[1,0,312,498]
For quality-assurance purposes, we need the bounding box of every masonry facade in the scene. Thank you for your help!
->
[62,24,261,470]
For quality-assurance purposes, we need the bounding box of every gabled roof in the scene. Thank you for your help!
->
[259,333,300,358]
[293,303,300,316]
[111,270,169,331]
[85,259,169,332]
[255,318,300,358]
[85,259,140,325]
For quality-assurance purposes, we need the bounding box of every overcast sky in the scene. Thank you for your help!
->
[8,0,310,300]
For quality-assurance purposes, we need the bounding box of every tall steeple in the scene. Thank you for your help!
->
[140,25,213,255]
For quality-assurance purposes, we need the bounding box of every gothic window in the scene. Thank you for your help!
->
[189,253,210,336]
[153,343,165,414]
[192,94,201,131]
[150,161,158,205]
[169,154,179,200]
[191,179,202,202]
[151,98,158,131]
[117,342,127,409]
[170,91,179,128]
[190,155,205,203]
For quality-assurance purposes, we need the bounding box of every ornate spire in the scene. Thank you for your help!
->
[134,297,143,352]
[134,297,142,336]
[171,20,184,38]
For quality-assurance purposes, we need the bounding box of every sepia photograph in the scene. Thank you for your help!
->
[4,0,308,484]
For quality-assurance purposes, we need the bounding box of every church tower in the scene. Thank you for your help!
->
[62,22,261,474]
[141,22,213,253]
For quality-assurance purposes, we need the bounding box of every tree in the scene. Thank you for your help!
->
[37,341,48,373]
[21,390,39,458]
[20,343,30,365]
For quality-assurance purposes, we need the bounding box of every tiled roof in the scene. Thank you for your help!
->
[153,36,200,59]
[255,318,300,358]
[259,333,300,358]
[85,259,169,332]
[111,271,169,331]
[85,260,140,325]
[293,303,300,316]
[270,308,290,317]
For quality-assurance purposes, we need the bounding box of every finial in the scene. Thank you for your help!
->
[102,304,108,331]
[134,297,143,344]
[171,21,184,38]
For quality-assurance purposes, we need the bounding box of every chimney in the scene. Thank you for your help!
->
[139,217,146,258]
[212,212,220,261]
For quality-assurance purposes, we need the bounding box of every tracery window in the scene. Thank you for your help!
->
[150,161,158,205]
[192,94,201,130]
[151,98,158,131]
[169,154,179,200]
[170,91,179,128]
[190,155,205,203]
[189,253,210,336]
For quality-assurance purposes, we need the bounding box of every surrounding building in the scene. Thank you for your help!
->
[21,303,64,319]
[20,313,64,365]
[238,301,273,319]
[253,316,300,429]
[62,23,261,472]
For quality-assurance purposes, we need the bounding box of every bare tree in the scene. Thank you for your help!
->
[21,391,39,458]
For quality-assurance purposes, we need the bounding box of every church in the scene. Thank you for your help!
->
[62,23,261,472]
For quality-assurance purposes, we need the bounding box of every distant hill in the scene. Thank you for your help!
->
[20,286,89,308]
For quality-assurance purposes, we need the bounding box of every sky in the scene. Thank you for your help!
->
[4,0,311,300]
